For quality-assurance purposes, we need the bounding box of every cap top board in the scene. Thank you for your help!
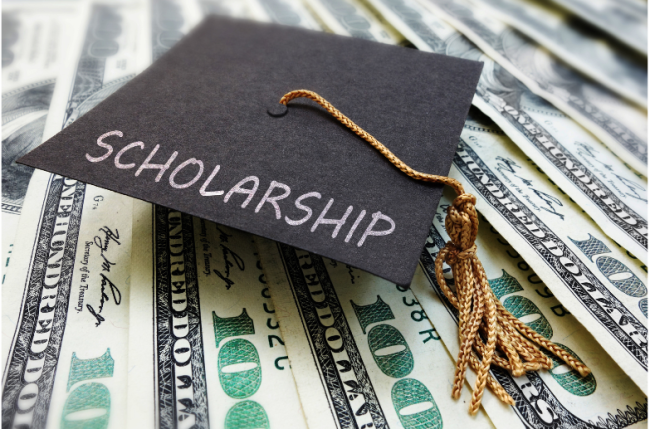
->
[18,16,483,285]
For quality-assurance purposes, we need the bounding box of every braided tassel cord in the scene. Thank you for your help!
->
[278,90,591,414]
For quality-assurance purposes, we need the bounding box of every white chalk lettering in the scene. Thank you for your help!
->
[345,210,366,243]
[86,131,401,248]
[358,212,395,247]
[224,176,259,208]
[114,141,144,169]
[255,181,291,219]
[86,130,122,163]
[199,165,223,196]
[311,199,353,238]
[169,158,204,189]
[285,192,321,226]
[135,144,179,182]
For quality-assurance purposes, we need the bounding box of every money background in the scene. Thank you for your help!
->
[1,0,647,428]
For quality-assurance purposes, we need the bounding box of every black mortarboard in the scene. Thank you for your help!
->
[18,16,482,285]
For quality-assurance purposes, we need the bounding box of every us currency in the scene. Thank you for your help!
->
[419,0,649,175]
[256,237,495,429]
[126,202,308,428]
[547,0,647,55]
[136,0,203,73]
[304,0,402,43]
[198,0,248,18]
[1,1,143,428]
[1,2,78,282]
[464,0,648,108]
[127,2,306,426]
[445,108,646,393]
[410,191,648,428]
[365,0,649,263]
[246,0,322,30]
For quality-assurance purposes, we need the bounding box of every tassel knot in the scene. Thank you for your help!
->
[277,89,590,415]
[433,193,591,414]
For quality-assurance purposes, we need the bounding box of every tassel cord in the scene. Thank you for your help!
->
[277,89,591,414]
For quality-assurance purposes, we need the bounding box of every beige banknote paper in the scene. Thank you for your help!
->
[411,191,648,428]
[304,0,403,43]
[548,0,647,55]
[126,201,308,428]
[1,1,144,427]
[464,0,647,108]
[439,110,648,393]
[365,0,648,263]
[1,1,78,283]
[419,0,648,175]
[309,1,648,389]
[256,237,495,429]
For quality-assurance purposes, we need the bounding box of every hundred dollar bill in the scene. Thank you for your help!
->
[198,0,248,18]
[246,0,322,30]
[303,0,402,43]
[126,202,308,428]
[256,237,495,429]
[136,0,203,73]
[548,0,647,55]
[410,191,648,428]
[1,2,78,282]
[127,3,306,426]
[464,0,648,108]
[1,1,143,427]
[419,0,649,174]
[444,108,646,392]
[365,0,649,262]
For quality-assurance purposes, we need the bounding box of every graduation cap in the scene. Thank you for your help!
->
[18,16,592,413]
[18,16,481,286]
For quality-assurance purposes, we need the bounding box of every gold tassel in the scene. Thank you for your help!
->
[277,89,591,414]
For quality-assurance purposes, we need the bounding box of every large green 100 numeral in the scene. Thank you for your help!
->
[352,295,442,427]
[61,350,115,429]
[392,378,442,429]
[213,307,271,427]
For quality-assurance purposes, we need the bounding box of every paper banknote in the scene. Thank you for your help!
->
[547,0,647,55]
[410,191,648,428]
[1,2,78,281]
[246,0,322,30]
[256,0,648,388]
[419,0,648,175]
[128,2,306,427]
[440,108,647,392]
[136,0,203,72]
[464,0,648,108]
[1,1,143,427]
[126,202,308,428]
[304,0,402,43]
[256,237,495,429]
[365,0,648,263]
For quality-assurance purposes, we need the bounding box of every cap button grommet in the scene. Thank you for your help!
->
[267,103,288,117]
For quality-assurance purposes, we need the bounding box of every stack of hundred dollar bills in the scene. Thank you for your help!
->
[2,0,647,427]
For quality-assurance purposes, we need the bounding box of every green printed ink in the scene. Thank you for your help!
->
[391,378,442,429]
[61,383,110,429]
[640,298,647,318]
[489,270,523,300]
[213,309,255,347]
[218,339,262,399]
[224,400,270,429]
[351,296,394,334]
[503,295,553,339]
[596,256,647,297]
[368,324,413,378]
[569,234,611,261]
[543,344,596,396]
[67,350,114,392]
